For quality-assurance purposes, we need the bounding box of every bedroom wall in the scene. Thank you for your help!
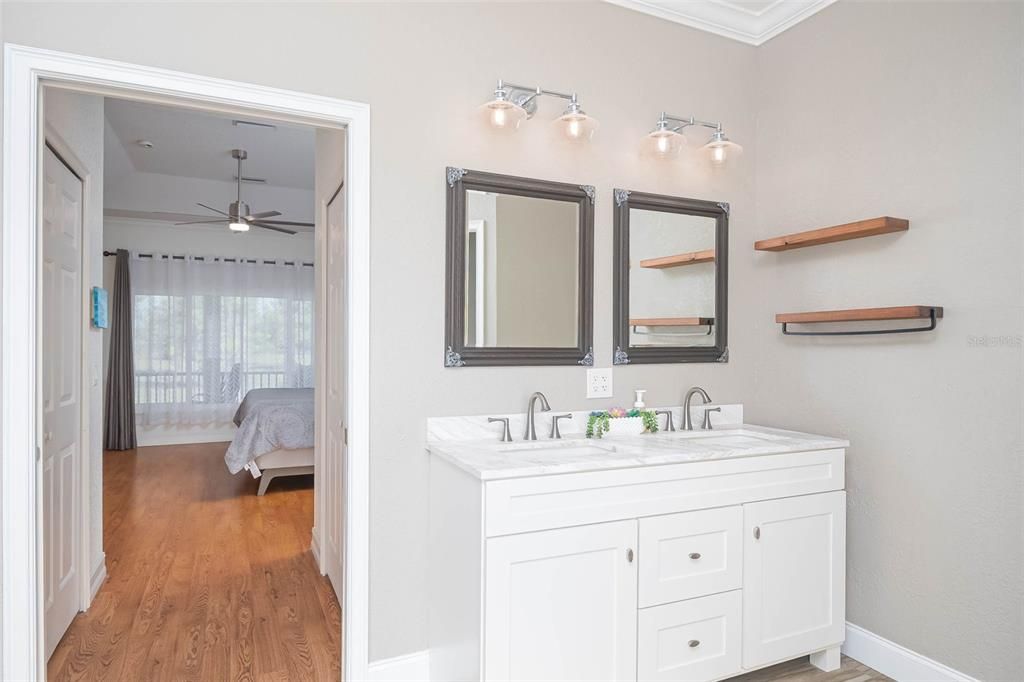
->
[42,88,107,584]
[751,2,1023,678]
[0,1,759,661]
[102,218,315,446]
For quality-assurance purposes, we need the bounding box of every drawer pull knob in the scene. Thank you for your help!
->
[689,552,701,560]
[688,639,700,648]
[627,548,634,563]
[753,526,761,540]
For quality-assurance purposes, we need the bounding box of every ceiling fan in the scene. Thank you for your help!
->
[175,148,313,235]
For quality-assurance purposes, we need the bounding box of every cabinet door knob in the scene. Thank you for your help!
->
[753,526,761,540]
[688,639,700,648]
[689,552,701,560]
[626,548,634,563]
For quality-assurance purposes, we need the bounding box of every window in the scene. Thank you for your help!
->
[130,254,314,426]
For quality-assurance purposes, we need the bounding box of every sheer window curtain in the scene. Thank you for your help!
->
[131,253,315,426]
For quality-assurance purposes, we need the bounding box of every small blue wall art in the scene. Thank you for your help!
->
[91,286,108,329]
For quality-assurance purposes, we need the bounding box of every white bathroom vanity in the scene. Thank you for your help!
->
[427,407,847,681]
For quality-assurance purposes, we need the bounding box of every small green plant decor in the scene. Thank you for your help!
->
[586,408,660,438]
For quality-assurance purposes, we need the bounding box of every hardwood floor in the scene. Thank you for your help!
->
[731,655,891,681]
[48,443,340,681]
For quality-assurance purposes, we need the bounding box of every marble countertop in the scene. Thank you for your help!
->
[427,423,849,481]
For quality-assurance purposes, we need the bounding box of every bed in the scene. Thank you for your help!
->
[225,387,315,496]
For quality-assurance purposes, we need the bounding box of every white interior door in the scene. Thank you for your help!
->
[485,520,638,681]
[41,145,84,659]
[742,491,846,669]
[324,182,346,593]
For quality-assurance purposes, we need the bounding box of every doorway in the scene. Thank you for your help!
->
[2,44,370,680]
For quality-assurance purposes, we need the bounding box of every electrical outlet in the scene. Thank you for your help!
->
[586,368,613,399]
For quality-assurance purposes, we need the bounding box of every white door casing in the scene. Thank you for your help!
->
[484,520,639,681]
[324,181,346,593]
[3,44,371,681]
[41,146,83,659]
[466,219,485,346]
[742,491,846,669]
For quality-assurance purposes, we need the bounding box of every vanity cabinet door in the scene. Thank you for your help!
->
[484,520,638,681]
[742,491,846,670]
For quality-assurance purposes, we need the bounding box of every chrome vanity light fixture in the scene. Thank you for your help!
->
[481,79,599,142]
[643,112,743,167]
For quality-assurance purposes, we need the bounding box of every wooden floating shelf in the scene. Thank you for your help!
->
[639,249,715,269]
[776,306,942,336]
[630,317,714,327]
[775,306,942,324]
[755,216,909,252]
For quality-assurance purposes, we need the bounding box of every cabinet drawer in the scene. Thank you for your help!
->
[638,591,742,682]
[639,507,742,607]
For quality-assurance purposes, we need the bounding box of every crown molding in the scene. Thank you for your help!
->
[605,0,838,46]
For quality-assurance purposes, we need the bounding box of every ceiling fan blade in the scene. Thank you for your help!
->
[254,219,315,228]
[245,210,282,220]
[197,202,230,217]
[251,222,298,235]
[175,218,229,226]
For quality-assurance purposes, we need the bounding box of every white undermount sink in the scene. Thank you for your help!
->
[651,428,779,447]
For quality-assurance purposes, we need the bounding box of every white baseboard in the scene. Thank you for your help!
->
[843,622,978,682]
[89,555,107,602]
[135,423,237,447]
[310,526,322,571]
[366,650,430,682]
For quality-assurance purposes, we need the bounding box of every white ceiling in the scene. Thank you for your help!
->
[605,0,837,45]
[104,98,314,189]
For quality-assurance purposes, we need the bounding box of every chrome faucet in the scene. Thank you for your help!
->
[488,417,513,442]
[682,386,712,431]
[655,409,676,432]
[525,391,552,440]
[550,413,573,439]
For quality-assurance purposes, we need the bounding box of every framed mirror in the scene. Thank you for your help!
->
[613,189,728,364]
[445,168,594,366]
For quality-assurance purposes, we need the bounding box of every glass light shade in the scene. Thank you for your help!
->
[480,99,527,131]
[703,137,743,167]
[644,128,685,159]
[229,221,250,232]
[557,111,599,142]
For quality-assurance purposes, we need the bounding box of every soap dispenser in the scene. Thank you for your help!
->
[633,389,647,410]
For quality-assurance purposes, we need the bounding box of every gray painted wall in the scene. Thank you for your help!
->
[493,194,578,347]
[1,2,1020,676]
[751,3,1023,678]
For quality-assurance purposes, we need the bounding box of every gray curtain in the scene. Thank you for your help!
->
[104,249,136,450]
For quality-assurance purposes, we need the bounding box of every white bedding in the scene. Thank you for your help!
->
[225,388,314,474]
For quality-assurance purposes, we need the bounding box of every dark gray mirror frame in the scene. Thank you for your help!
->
[612,189,729,365]
[444,167,595,367]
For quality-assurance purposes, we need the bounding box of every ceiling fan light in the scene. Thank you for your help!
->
[229,221,250,232]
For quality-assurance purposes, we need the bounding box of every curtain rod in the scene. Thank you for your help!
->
[102,251,314,268]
